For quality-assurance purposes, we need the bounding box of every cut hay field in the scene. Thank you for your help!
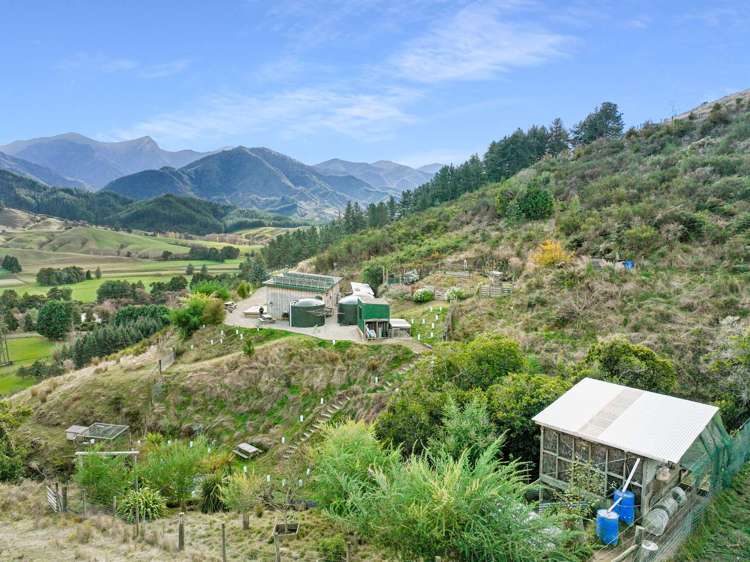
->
[0,335,59,395]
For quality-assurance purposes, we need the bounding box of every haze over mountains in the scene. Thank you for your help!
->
[0,133,206,188]
[0,133,439,220]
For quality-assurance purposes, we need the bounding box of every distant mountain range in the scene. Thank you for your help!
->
[0,133,206,188]
[313,159,440,191]
[0,132,440,219]
[0,169,297,235]
[105,147,432,220]
[0,151,87,189]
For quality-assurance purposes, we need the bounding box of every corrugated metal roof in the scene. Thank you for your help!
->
[533,378,719,464]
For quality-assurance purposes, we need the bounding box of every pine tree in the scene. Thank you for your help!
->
[572,102,624,145]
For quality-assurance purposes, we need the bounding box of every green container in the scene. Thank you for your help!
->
[290,298,325,328]
[357,298,390,334]
[337,295,361,325]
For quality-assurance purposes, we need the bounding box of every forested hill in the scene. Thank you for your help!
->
[278,94,750,426]
[0,169,297,234]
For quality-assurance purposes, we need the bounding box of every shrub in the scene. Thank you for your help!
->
[243,339,255,358]
[199,473,227,513]
[445,287,466,301]
[192,280,230,300]
[113,305,170,326]
[118,487,166,522]
[221,472,265,526]
[74,453,131,505]
[236,281,251,299]
[171,295,225,338]
[310,421,400,517]
[449,334,526,391]
[318,536,347,562]
[413,288,434,303]
[518,184,554,220]
[584,336,677,393]
[530,239,572,267]
[486,373,571,463]
[138,437,209,507]
[429,396,497,465]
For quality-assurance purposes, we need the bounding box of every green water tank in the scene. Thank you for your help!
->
[290,298,326,328]
[337,295,361,325]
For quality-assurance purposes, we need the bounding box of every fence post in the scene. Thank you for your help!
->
[113,496,117,528]
[62,485,68,513]
[178,512,185,551]
[221,522,227,562]
[346,541,352,562]
[82,489,87,517]
[274,533,281,562]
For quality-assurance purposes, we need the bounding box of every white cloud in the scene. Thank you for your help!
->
[396,147,474,168]
[626,16,651,29]
[139,59,192,79]
[390,1,571,83]
[57,53,190,78]
[58,53,139,73]
[112,87,420,147]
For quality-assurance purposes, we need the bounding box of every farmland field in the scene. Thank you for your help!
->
[0,335,59,395]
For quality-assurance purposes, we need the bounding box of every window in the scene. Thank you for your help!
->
[543,428,558,453]
[559,433,573,459]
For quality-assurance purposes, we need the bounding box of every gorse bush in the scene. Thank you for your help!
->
[531,239,572,267]
[318,536,347,562]
[118,487,166,522]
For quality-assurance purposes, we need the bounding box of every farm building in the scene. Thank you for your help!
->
[533,377,730,527]
[263,271,342,320]
[357,295,391,339]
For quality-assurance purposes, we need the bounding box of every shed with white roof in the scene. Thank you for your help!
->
[533,377,729,516]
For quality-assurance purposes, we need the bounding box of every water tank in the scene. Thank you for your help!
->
[337,295,361,325]
[614,489,636,525]
[596,509,619,546]
[289,298,326,328]
[643,507,670,536]
[670,486,687,507]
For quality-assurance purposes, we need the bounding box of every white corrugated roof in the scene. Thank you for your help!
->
[532,378,719,464]
[351,282,374,296]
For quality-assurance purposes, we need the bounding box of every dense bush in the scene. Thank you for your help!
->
[96,279,144,302]
[436,334,526,391]
[74,453,131,505]
[171,295,226,338]
[199,472,227,513]
[313,429,581,562]
[36,300,74,340]
[1,255,21,273]
[113,304,170,326]
[69,315,167,367]
[486,373,571,463]
[138,437,210,507]
[186,245,239,262]
[36,266,85,286]
[413,288,434,303]
[0,402,30,481]
[445,287,467,301]
[192,280,230,300]
[584,337,677,393]
[318,536,347,562]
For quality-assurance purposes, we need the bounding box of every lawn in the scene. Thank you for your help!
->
[12,275,185,302]
[677,463,750,560]
[0,335,59,395]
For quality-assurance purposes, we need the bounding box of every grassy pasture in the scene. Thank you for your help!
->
[0,335,59,395]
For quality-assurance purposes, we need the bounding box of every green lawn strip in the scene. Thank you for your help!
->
[676,463,750,561]
[0,334,58,395]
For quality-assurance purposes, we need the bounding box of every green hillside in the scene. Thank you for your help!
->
[309,99,750,406]
[0,169,299,235]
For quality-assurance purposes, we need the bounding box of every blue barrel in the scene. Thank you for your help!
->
[614,489,636,525]
[596,509,619,546]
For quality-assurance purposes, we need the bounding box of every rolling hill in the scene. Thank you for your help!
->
[0,133,205,188]
[105,146,391,219]
[0,169,298,235]
[313,158,437,191]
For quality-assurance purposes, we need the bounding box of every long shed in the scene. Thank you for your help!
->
[263,271,342,320]
[533,377,728,517]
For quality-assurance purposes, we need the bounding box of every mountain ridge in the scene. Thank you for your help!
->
[0,133,207,188]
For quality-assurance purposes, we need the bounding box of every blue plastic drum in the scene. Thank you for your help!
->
[596,509,619,546]
[614,489,636,525]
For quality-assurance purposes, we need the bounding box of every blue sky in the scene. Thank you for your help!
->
[1,0,748,167]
